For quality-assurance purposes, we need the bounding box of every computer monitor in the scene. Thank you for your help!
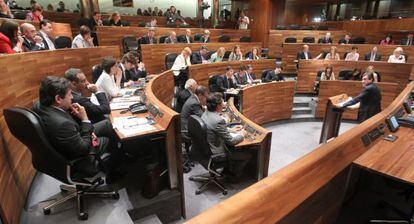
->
[403,99,413,113]
[386,115,400,132]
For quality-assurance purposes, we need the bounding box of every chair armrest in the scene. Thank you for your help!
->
[211,153,227,163]
[67,156,88,166]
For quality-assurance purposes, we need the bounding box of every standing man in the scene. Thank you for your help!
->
[338,73,382,123]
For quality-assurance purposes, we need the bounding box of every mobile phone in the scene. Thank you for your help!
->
[383,134,397,142]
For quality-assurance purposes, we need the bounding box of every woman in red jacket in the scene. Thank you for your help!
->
[0,20,23,54]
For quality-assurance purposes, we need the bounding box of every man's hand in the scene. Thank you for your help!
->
[138,62,145,69]
[70,103,88,121]
[87,83,98,93]
[230,125,242,133]
[34,35,43,44]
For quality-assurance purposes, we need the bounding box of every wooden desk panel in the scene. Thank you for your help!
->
[188,59,275,87]
[43,11,80,34]
[242,81,296,125]
[354,126,414,184]
[268,30,347,58]
[316,81,400,120]
[297,60,412,93]
[0,46,120,224]
[282,43,414,72]
[0,18,72,38]
[96,26,250,54]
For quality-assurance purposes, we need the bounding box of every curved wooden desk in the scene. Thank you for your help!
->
[0,46,120,224]
[186,84,414,223]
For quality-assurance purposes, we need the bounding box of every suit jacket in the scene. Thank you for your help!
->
[401,38,414,46]
[264,70,284,82]
[183,35,193,43]
[177,89,192,112]
[364,52,381,61]
[164,37,177,44]
[22,37,44,52]
[140,35,157,44]
[343,83,382,123]
[191,52,206,64]
[297,51,312,60]
[125,69,147,81]
[338,38,353,44]
[73,91,110,124]
[37,31,55,50]
[234,72,247,85]
[318,37,333,44]
[201,110,244,154]
[180,94,203,133]
[200,36,210,43]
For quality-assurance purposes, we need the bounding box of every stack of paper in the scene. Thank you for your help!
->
[112,116,156,136]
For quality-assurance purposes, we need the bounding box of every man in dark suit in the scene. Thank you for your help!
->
[38,20,56,50]
[20,23,45,51]
[181,85,207,138]
[401,33,414,46]
[183,29,193,43]
[140,27,157,44]
[191,45,209,64]
[118,52,137,86]
[209,67,238,93]
[338,34,353,44]
[200,29,210,43]
[201,93,251,178]
[33,76,122,181]
[264,63,285,82]
[64,68,110,124]
[164,31,178,44]
[297,44,312,60]
[235,66,248,86]
[364,46,381,61]
[318,32,333,44]
[177,79,198,112]
[340,73,382,123]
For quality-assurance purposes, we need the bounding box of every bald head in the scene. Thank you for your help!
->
[20,23,37,41]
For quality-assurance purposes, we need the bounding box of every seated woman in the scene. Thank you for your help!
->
[324,46,340,60]
[345,46,360,61]
[95,56,123,100]
[109,12,122,26]
[229,45,243,61]
[209,47,225,63]
[246,47,260,60]
[380,34,394,45]
[26,3,43,22]
[364,65,380,82]
[314,65,335,92]
[388,47,406,63]
[0,1,13,18]
[0,20,23,54]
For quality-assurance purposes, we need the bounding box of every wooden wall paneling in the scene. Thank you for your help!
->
[42,11,81,35]
[0,46,120,224]
[185,82,414,224]
[249,0,272,47]
[140,42,261,74]
[296,60,412,93]
[0,18,73,39]
[242,81,296,125]
[282,43,414,73]
[96,26,250,54]
[316,80,400,120]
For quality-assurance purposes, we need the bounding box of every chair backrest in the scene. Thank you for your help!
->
[92,64,103,83]
[166,22,177,28]
[275,25,287,30]
[165,53,178,70]
[303,37,315,43]
[218,35,230,43]
[13,10,28,20]
[177,35,186,43]
[206,50,215,60]
[261,48,269,58]
[138,21,146,27]
[239,36,251,42]
[223,51,231,61]
[159,35,168,43]
[261,69,272,82]
[194,34,203,42]
[317,25,328,30]
[179,23,189,28]
[301,26,313,30]
[338,69,354,80]
[188,115,211,168]
[289,24,300,30]
[122,35,138,53]
[353,37,366,44]
[55,36,72,49]
[121,21,130,26]
[284,37,297,43]
[208,74,221,92]
[4,108,69,184]
[316,70,324,81]
[102,19,110,26]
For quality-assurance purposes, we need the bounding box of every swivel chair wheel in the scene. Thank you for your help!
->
[112,193,120,200]
[79,212,88,220]
[189,176,195,181]
[222,190,228,195]
[195,190,202,195]
[183,166,191,173]
[43,208,51,215]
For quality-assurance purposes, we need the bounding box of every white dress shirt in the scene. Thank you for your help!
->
[39,30,55,50]
[95,71,120,100]
[71,34,93,48]
[171,54,191,76]
[388,54,406,63]
[345,52,359,61]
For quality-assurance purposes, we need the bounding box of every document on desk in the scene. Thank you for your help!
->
[112,116,156,136]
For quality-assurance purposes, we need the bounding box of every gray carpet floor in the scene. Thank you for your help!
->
[20,121,356,224]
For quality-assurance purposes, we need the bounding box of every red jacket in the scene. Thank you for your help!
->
[0,32,15,54]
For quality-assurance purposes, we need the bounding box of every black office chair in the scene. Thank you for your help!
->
[102,19,110,26]
[303,37,315,43]
[274,25,287,30]
[206,51,215,60]
[223,51,231,61]
[3,108,119,220]
[289,24,300,30]
[338,69,354,80]
[166,22,177,28]
[122,35,138,53]
[316,25,328,30]
[188,115,228,195]
[121,21,130,26]
[92,64,103,83]
[353,37,366,44]
[245,51,251,59]
[208,74,220,93]
[177,35,187,43]
[13,10,28,20]
[261,48,269,58]
[194,34,203,42]
[138,21,146,27]
[284,37,297,43]
[218,35,231,43]
[301,26,313,30]
[165,53,178,70]
[261,69,272,82]
[54,36,72,49]
[239,36,251,42]
[159,35,168,44]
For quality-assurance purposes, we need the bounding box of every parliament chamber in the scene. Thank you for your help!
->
[2,0,414,224]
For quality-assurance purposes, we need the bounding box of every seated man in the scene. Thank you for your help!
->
[20,23,45,52]
[201,93,251,178]
[183,29,193,43]
[209,66,238,93]
[235,66,248,86]
[181,85,208,139]
[344,46,359,61]
[364,46,381,61]
[127,51,147,81]
[38,20,56,50]
[297,44,312,60]
[72,25,95,48]
[140,27,157,44]
[264,62,285,82]
[118,52,137,86]
[191,45,209,64]
[338,33,353,45]
[177,79,198,112]
[165,31,178,44]
[64,68,110,124]
[318,32,333,44]
[200,29,210,43]
[245,65,256,84]
[401,33,414,46]
[33,76,122,182]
